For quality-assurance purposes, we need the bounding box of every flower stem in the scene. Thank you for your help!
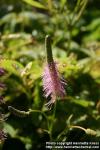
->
[49,102,57,141]
[69,125,86,132]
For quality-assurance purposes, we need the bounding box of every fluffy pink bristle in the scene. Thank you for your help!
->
[42,62,66,107]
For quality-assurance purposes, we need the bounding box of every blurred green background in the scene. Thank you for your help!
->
[0,0,100,149]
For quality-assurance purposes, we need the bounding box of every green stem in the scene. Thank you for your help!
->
[49,102,57,141]
[74,0,81,14]
[69,125,86,132]
[67,29,72,56]
[74,0,88,24]
[57,127,68,140]
[71,0,81,25]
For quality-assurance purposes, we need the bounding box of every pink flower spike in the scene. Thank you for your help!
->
[42,35,66,108]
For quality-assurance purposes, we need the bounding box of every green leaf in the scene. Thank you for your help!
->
[22,0,47,9]
[60,0,66,8]
[4,123,18,138]
[0,59,24,76]
[21,61,42,79]
[73,99,94,107]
